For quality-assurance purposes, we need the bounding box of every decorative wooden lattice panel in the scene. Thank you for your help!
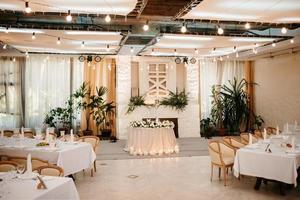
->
[147,63,168,98]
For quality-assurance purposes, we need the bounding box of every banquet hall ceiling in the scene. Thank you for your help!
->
[0,0,299,56]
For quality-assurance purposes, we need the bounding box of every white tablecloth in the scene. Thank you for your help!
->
[0,137,96,176]
[0,173,79,200]
[233,140,300,186]
[125,127,179,155]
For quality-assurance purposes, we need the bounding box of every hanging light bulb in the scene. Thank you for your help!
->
[174,49,178,55]
[181,23,187,33]
[3,44,7,49]
[233,46,237,52]
[226,55,229,59]
[106,44,110,52]
[57,37,61,45]
[220,57,223,61]
[217,26,224,35]
[245,22,251,29]
[281,27,287,34]
[213,57,216,62]
[290,39,294,44]
[130,47,134,53]
[236,52,239,58]
[212,47,216,52]
[31,32,36,40]
[81,41,85,48]
[25,50,28,55]
[13,57,16,62]
[143,21,149,31]
[25,1,31,13]
[272,42,276,47]
[194,48,199,54]
[105,15,111,23]
[66,10,72,22]
[5,27,9,33]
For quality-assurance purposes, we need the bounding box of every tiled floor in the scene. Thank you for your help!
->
[75,156,300,200]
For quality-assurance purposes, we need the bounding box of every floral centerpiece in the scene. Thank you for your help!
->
[130,119,174,129]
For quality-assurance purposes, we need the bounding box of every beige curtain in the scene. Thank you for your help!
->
[81,58,116,136]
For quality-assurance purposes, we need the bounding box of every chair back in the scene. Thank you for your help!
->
[3,130,13,137]
[266,127,280,135]
[59,134,79,142]
[240,133,259,143]
[8,156,49,170]
[223,136,246,149]
[0,161,18,172]
[254,130,262,138]
[37,165,64,177]
[208,141,222,165]
[78,136,100,152]
[24,132,34,138]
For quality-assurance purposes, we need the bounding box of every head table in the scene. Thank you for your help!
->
[233,135,300,186]
[0,172,79,200]
[125,127,179,156]
[0,137,96,176]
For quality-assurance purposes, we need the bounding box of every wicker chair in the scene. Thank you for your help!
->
[24,132,34,138]
[58,134,79,142]
[3,130,14,137]
[78,136,99,177]
[0,161,18,172]
[208,140,235,186]
[223,136,246,149]
[240,133,259,144]
[8,156,49,171]
[36,165,64,177]
[254,130,263,139]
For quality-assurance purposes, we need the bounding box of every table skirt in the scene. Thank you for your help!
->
[125,127,179,156]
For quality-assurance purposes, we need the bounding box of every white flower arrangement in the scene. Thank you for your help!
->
[130,119,174,128]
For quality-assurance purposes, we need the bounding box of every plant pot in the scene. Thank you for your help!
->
[83,130,93,136]
[217,128,227,136]
[101,129,111,139]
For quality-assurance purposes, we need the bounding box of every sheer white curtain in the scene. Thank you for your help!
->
[0,57,22,128]
[25,55,74,128]
[200,60,245,119]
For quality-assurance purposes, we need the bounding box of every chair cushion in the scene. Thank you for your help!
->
[223,157,234,165]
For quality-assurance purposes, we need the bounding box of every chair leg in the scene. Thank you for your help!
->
[210,163,213,181]
[94,161,96,172]
[223,167,227,186]
[91,168,94,177]
[218,167,221,180]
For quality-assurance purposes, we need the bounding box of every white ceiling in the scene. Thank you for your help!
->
[0,0,137,15]
[0,29,123,54]
[141,34,277,57]
[182,0,300,23]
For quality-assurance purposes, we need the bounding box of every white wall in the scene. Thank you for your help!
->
[253,52,300,129]
[115,56,200,139]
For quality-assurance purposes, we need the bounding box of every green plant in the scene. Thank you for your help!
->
[126,95,146,114]
[200,118,215,139]
[252,114,264,130]
[210,85,224,129]
[160,90,188,111]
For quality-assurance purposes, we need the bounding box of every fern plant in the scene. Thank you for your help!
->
[160,90,188,111]
[126,95,146,114]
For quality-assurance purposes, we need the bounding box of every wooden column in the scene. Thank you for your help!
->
[245,60,254,129]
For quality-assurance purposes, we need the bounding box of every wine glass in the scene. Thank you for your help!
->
[16,165,25,174]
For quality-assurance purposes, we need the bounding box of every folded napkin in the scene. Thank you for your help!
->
[1,129,4,138]
[248,133,253,145]
[45,128,50,143]
[70,129,74,142]
[21,127,25,139]
[25,153,33,174]
[292,137,295,152]
[263,128,267,140]
[276,125,280,135]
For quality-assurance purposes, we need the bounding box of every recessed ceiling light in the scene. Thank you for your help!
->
[105,15,111,23]
[66,10,72,22]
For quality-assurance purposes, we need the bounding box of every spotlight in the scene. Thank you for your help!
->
[81,41,85,48]
[143,21,149,31]
[194,49,199,54]
[290,39,294,44]
[217,26,224,35]
[32,32,36,40]
[181,23,187,33]
[3,44,7,49]
[25,1,31,13]
[233,46,237,52]
[130,47,134,53]
[5,27,9,33]
[281,27,287,34]
[57,37,61,45]
[174,49,178,55]
[66,10,72,22]
[106,45,110,52]
[245,22,251,29]
[272,42,276,47]
[105,15,111,23]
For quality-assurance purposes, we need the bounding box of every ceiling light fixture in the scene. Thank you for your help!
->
[217,26,224,35]
[106,45,110,51]
[174,49,178,55]
[181,23,187,33]
[194,49,199,54]
[25,1,31,13]
[254,43,259,47]
[5,27,9,33]
[220,57,223,61]
[143,21,149,31]
[272,42,276,47]
[105,15,111,23]
[236,52,239,58]
[3,44,7,49]
[31,32,36,40]
[212,47,216,52]
[281,27,287,34]
[57,37,61,45]
[151,48,154,55]
[66,10,72,22]
[245,22,251,29]
[290,39,294,44]
[13,57,16,62]
[81,41,85,48]
[233,46,237,52]
[130,47,134,53]
[213,57,216,62]
[226,55,229,59]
